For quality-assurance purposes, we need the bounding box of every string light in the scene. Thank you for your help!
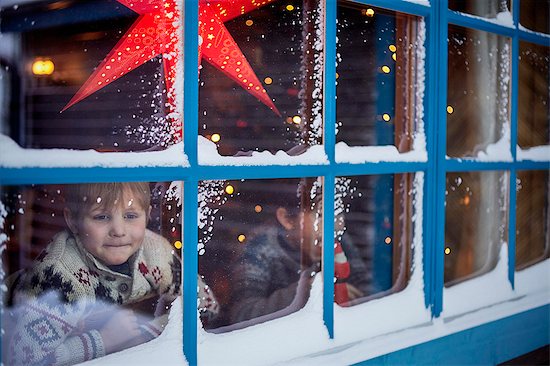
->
[245,19,253,26]
[445,247,451,255]
[264,76,273,85]
[336,72,339,79]
[389,45,397,52]
[292,115,302,124]
[381,65,391,74]
[392,53,397,61]
[384,236,392,245]
[32,59,55,75]
[286,4,294,11]
[382,113,391,122]
[238,234,246,243]
[255,205,263,213]
[225,184,235,195]
[174,240,183,249]
[211,133,221,143]
[447,105,454,114]
[363,8,374,17]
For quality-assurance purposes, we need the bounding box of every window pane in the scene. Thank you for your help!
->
[518,41,550,148]
[516,170,550,269]
[520,0,550,34]
[447,25,511,158]
[444,171,509,286]
[199,0,324,156]
[448,0,510,19]
[336,3,423,150]
[0,1,181,152]
[1,181,190,365]
[198,178,322,332]
[334,174,415,306]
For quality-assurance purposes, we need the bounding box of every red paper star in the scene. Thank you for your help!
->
[63,0,280,129]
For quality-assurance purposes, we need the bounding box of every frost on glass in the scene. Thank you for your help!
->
[199,0,324,156]
[333,174,414,306]
[447,25,511,158]
[336,3,422,150]
[444,171,509,286]
[0,0,182,152]
[198,178,322,332]
[518,42,550,148]
[520,0,550,34]
[448,0,510,19]
[516,170,550,270]
[1,182,186,366]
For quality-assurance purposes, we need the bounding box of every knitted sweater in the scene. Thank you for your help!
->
[7,230,191,366]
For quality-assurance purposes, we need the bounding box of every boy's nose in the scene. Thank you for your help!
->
[109,217,126,237]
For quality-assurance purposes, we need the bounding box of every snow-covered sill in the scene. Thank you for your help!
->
[0,135,189,168]
[445,134,513,162]
[335,143,427,164]
[403,0,430,6]
[519,24,550,38]
[449,10,514,28]
[516,145,550,162]
[198,137,329,166]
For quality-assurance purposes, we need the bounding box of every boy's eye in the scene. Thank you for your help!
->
[125,212,140,220]
[93,214,110,221]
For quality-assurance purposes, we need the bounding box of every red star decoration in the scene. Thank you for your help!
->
[63,0,281,139]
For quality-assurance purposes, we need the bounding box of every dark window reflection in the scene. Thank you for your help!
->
[336,3,421,150]
[334,174,414,306]
[520,0,550,34]
[444,171,508,286]
[449,0,510,18]
[516,170,550,270]
[518,41,550,148]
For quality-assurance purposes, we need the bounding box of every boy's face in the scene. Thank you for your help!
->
[67,190,149,266]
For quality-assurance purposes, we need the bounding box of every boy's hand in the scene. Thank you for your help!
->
[99,309,143,354]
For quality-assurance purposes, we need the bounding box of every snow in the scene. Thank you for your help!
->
[335,142,427,163]
[403,0,430,6]
[474,128,513,161]
[519,24,550,38]
[450,10,515,28]
[0,135,189,168]
[516,145,550,161]
[198,136,329,166]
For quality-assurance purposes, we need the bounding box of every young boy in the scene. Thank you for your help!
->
[7,182,218,366]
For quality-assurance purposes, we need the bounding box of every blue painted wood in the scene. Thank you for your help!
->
[443,159,550,172]
[346,0,431,17]
[323,173,335,338]
[355,304,550,365]
[518,30,550,46]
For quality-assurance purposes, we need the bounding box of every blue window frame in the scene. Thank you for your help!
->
[0,0,548,364]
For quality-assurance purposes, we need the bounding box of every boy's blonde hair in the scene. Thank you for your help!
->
[64,182,151,218]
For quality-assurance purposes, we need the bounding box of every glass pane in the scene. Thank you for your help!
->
[0,182,192,365]
[334,174,415,307]
[198,178,322,332]
[444,171,509,286]
[520,0,550,34]
[336,3,423,150]
[518,41,550,148]
[0,0,181,152]
[447,25,511,158]
[199,0,324,156]
[516,170,550,269]
[448,0,510,19]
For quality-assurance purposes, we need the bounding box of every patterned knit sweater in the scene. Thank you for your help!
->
[6,229,208,366]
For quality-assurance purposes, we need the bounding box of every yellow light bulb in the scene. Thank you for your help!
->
[255,205,263,213]
[365,8,374,17]
[382,113,391,122]
[381,65,391,74]
[238,234,246,243]
[447,105,454,114]
[392,53,397,61]
[211,133,221,143]
[264,76,273,85]
[32,59,55,75]
[245,19,253,26]
[389,45,397,52]
[225,185,234,195]
[384,236,392,244]
[286,4,295,11]
[292,115,302,124]
[444,247,451,255]
[174,240,183,249]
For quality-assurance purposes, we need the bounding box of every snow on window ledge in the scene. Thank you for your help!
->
[0,135,189,168]
[516,145,550,162]
[450,10,515,28]
[519,24,550,38]
[403,0,430,6]
[198,136,329,166]
[335,142,428,164]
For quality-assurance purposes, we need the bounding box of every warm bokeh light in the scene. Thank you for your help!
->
[382,113,391,122]
[445,247,451,255]
[365,8,375,17]
[462,195,471,206]
[255,205,263,213]
[286,4,295,11]
[292,115,302,124]
[384,236,392,245]
[264,76,273,85]
[245,19,254,26]
[336,72,339,79]
[392,53,397,61]
[447,105,454,114]
[238,234,246,243]
[211,133,221,143]
[174,240,183,249]
[389,44,397,52]
[381,65,391,74]
[225,184,235,195]
[32,59,55,75]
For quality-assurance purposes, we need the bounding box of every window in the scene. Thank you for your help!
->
[1,0,548,365]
